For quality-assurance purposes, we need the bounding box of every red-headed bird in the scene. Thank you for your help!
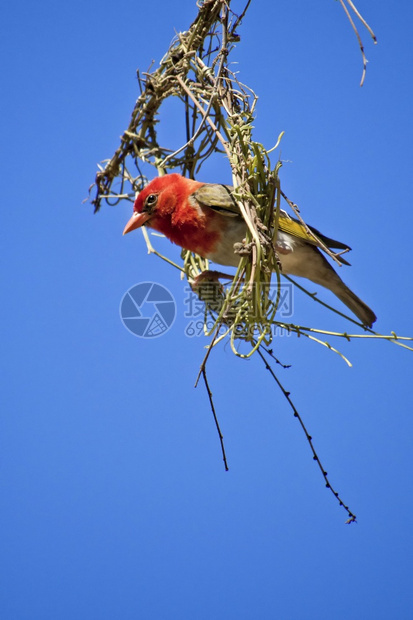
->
[123,173,376,327]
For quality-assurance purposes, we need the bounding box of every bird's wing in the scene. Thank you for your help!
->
[194,183,351,265]
[278,217,350,257]
[192,183,241,217]
[278,218,351,266]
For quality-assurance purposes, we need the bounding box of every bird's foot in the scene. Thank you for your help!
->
[191,270,234,288]
[190,270,232,310]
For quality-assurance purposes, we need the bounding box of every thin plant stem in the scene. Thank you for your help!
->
[257,347,357,523]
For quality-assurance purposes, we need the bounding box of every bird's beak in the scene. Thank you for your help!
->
[123,212,151,235]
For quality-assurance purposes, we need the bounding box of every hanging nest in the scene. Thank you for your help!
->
[90,0,383,359]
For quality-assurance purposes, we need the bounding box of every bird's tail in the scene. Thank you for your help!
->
[275,243,376,327]
[329,280,376,328]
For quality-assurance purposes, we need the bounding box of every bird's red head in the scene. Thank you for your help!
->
[123,173,202,236]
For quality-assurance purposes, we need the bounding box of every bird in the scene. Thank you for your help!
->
[123,173,376,327]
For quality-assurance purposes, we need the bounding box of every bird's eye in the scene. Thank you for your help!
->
[145,194,158,209]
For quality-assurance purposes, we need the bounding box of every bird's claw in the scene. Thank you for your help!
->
[191,270,234,288]
[190,270,232,310]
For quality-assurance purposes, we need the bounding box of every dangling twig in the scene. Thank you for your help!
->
[337,0,377,86]
[200,366,229,471]
[257,347,357,523]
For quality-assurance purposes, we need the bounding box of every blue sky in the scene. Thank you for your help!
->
[2,1,413,618]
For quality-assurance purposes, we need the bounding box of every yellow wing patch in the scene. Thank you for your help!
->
[278,215,321,246]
